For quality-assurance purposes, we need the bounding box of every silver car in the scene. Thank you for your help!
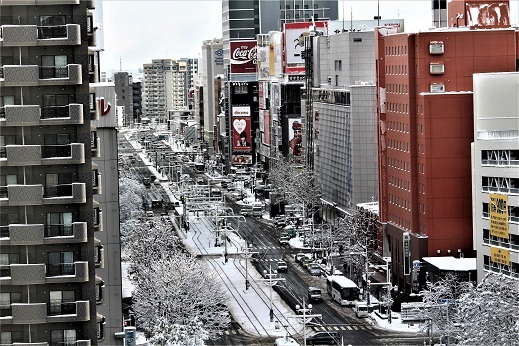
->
[307,263,321,276]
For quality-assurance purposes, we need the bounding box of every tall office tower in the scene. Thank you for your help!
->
[0,0,107,344]
[132,80,143,124]
[309,30,379,218]
[113,71,134,127]
[200,39,224,153]
[142,59,187,123]
[374,25,518,293]
[432,0,448,28]
[472,72,519,290]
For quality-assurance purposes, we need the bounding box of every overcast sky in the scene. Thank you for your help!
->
[100,0,519,73]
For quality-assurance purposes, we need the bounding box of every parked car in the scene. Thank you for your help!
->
[278,236,290,245]
[276,260,288,272]
[295,253,309,263]
[300,257,312,268]
[239,209,249,217]
[307,263,321,276]
[196,177,204,184]
[146,211,154,218]
[305,331,341,345]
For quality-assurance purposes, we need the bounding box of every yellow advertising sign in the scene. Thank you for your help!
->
[489,193,508,238]
[490,247,510,266]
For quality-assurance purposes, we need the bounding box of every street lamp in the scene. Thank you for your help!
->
[259,264,285,322]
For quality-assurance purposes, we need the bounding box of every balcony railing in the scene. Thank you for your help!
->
[42,144,72,158]
[483,237,519,251]
[484,264,519,279]
[42,105,70,119]
[48,262,75,276]
[44,184,73,198]
[45,224,73,237]
[37,25,67,39]
[482,185,519,195]
[40,66,68,79]
[49,301,76,316]
[0,225,8,237]
[482,159,519,167]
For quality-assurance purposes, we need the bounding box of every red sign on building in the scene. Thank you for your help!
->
[230,41,257,74]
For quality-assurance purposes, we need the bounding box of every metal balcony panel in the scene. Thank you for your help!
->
[3,104,40,125]
[43,182,86,205]
[9,223,44,245]
[45,261,88,283]
[11,303,47,324]
[91,136,100,158]
[7,184,44,206]
[0,25,37,46]
[6,145,41,165]
[11,263,46,285]
[46,300,90,323]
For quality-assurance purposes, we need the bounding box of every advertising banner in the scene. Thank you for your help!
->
[232,117,252,152]
[230,41,257,74]
[490,246,510,266]
[287,118,302,157]
[270,83,280,121]
[232,155,253,165]
[283,21,328,74]
[232,106,251,118]
[466,2,510,28]
[257,46,270,80]
[268,31,283,78]
[264,110,270,145]
[490,193,508,238]
[258,82,265,109]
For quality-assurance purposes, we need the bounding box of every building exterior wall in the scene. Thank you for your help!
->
[472,72,519,289]
[113,72,133,126]
[0,0,104,343]
[375,27,518,293]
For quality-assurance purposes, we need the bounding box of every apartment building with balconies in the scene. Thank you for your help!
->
[0,0,104,344]
[472,72,519,289]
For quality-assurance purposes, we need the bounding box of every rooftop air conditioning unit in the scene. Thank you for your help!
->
[429,41,444,55]
[430,63,445,75]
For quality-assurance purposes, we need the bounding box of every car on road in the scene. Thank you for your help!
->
[300,256,312,268]
[146,211,154,218]
[276,260,288,272]
[305,331,341,345]
[239,209,249,217]
[196,177,204,184]
[307,263,321,276]
[278,235,290,245]
[307,287,322,302]
[295,253,308,263]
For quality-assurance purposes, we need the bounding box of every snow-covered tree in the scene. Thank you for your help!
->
[148,316,209,346]
[419,273,471,343]
[455,273,519,345]
[131,254,230,342]
[125,217,230,342]
[119,175,148,222]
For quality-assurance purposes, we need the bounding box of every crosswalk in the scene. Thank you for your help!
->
[310,324,374,331]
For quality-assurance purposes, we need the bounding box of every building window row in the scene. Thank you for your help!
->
[388,120,409,133]
[387,102,408,114]
[481,149,519,166]
[419,202,426,214]
[389,175,410,191]
[482,203,519,223]
[482,176,519,195]
[389,157,410,171]
[387,83,408,95]
[419,182,426,194]
[482,229,519,251]
[418,163,425,174]
[389,213,410,230]
[390,194,411,210]
[385,45,407,56]
[385,64,408,75]
[483,255,519,279]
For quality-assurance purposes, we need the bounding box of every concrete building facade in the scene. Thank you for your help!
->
[375,26,518,293]
[113,71,134,127]
[472,72,519,288]
[0,0,110,344]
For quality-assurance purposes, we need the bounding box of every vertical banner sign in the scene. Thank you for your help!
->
[124,327,136,346]
[258,82,265,109]
[490,247,510,266]
[489,193,508,238]
[403,232,410,276]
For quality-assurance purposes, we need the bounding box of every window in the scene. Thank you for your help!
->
[0,95,14,118]
[429,41,444,54]
[89,93,96,110]
[38,15,66,39]
[48,251,74,276]
[49,290,75,315]
[46,212,73,237]
[42,94,72,119]
[41,55,68,79]
[43,134,71,159]
[1,332,23,344]
[0,292,21,317]
[0,253,19,278]
[51,329,76,346]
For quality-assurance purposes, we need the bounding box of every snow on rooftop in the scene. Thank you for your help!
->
[422,256,477,271]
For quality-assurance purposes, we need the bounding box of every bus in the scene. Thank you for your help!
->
[326,275,359,306]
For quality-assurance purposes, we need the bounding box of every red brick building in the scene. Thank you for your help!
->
[374,22,518,293]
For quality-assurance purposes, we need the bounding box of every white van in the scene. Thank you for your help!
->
[353,301,369,318]
[274,337,301,346]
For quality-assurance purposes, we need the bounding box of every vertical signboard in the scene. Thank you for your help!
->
[283,21,328,74]
[490,193,508,238]
[258,82,265,109]
[264,110,270,145]
[124,327,136,346]
[230,41,257,74]
[257,45,270,80]
[232,105,252,152]
[287,118,302,157]
[270,83,280,121]
[490,246,510,266]
[403,232,410,276]
[268,31,283,78]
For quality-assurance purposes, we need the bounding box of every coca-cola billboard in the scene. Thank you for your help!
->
[230,41,257,74]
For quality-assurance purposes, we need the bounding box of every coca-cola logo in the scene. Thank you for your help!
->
[231,45,257,65]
